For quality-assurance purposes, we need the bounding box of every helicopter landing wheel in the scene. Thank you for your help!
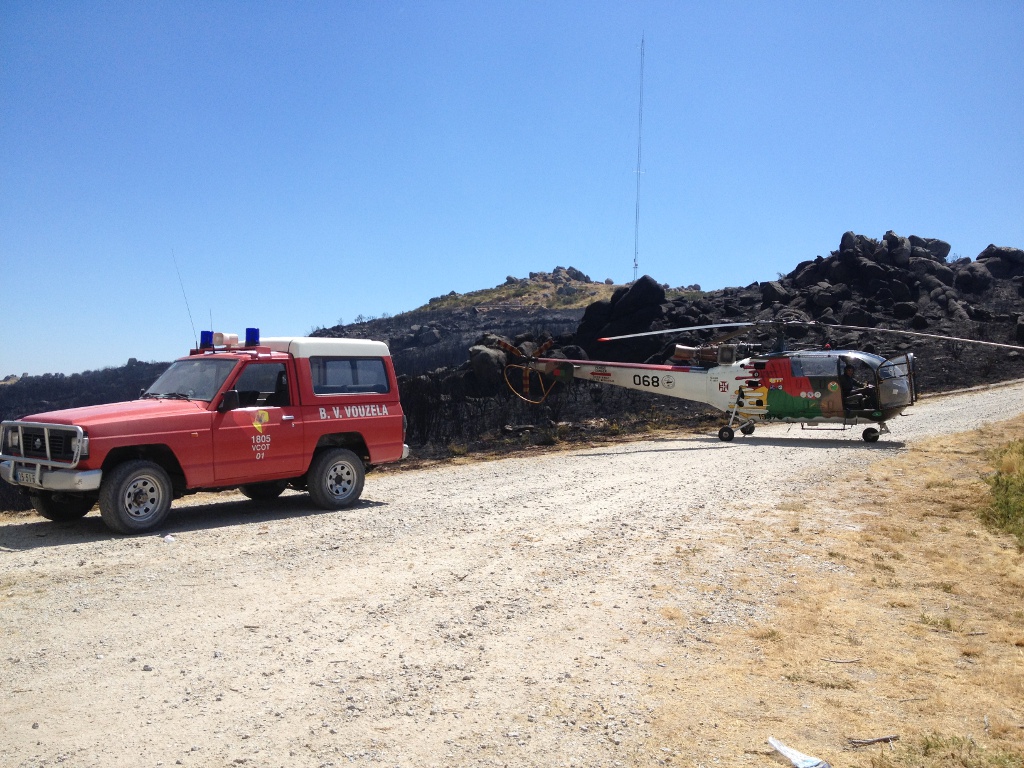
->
[718,426,735,442]
[740,423,755,436]
[862,427,880,443]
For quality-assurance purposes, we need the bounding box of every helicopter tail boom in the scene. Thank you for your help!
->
[510,357,718,408]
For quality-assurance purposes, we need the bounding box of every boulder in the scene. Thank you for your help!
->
[953,261,994,293]
[827,259,856,284]
[560,345,589,360]
[792,259,825,288]
[760,280,791,304]
[565,267,592,282]
[817,308,838,324]
[887,279,913,302]
[976,245,1024,278]
[809,281,849,309]
[608,275,666,321]
[601,304,664,336]
[976,257,1021,279]
[416,328,442,346]
[468,345,508,395]
[575,299,615,344]
[851,256,886,283]
[839,305,878,327]
[909,235,952,261]
[884,231,912,267]
[892,302,919,319]
[909,257,955,286]
[947,300,971,323]
[978,244,1024,265]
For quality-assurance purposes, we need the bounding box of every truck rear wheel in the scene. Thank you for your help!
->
[308,448,364,509]
[99,460,173,534]
[29,492,95,522]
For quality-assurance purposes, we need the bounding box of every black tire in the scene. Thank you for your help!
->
[718,426,735,442]
[239,480,289,501]
[307,448,365,509]
[98,460,173,534]
[29,492,95,522]
[740,424,755,436]
[862,427,880,443]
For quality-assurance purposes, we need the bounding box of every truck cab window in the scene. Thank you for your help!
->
[232,363,290,407]
[310,357,389,395]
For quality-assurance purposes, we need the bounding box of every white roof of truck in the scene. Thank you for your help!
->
[262,337,391,358]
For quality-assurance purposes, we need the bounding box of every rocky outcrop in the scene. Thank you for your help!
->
[976,245,1024,280]
[549,232,1024,391]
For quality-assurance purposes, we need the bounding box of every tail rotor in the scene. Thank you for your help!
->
[498,339,559,404]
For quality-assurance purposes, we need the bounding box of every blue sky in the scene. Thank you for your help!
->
[2,1,1022,376]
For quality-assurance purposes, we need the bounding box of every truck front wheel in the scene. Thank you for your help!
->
[99,460,173,534]
[29,492,95,522]
[308,449,364,509]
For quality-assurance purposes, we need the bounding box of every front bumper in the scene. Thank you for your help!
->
[0,460,102,493]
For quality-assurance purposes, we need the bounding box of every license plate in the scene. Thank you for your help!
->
[16,469,37,484]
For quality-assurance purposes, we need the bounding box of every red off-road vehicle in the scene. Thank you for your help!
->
[0,332,408,534]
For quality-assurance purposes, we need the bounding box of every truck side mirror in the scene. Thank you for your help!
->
[218,390,240,413]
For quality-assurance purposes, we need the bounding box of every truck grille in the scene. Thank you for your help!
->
[1,421,86,470]
[17,428,77,462]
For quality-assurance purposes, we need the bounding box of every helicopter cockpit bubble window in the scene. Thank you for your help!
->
[839,351,887,371]
[877,357,912,381]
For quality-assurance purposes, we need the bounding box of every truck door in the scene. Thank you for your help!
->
[213,362,306,483]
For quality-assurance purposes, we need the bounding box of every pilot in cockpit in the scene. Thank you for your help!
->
[840,362,875,410]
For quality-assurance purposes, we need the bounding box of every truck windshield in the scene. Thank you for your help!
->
[143,359,238,402]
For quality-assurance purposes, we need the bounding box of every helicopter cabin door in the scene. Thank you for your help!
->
[765,354,846,420]
[875,353,916,409]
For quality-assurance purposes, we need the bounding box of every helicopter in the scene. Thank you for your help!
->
[498,320,1024,442]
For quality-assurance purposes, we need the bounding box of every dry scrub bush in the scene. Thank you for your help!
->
[984,438,1024,545]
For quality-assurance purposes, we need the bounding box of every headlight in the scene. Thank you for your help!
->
[70,433,89,458]
[5,429,18,449]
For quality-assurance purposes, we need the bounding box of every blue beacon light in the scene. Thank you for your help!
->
[245,328,260,347]
[200,331,214,349]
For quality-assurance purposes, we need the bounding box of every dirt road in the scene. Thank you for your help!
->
[2,383,1023,768]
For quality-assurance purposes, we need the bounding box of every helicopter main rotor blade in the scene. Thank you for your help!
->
[600,318,1024,351]
[825,323,1024,351]
[599,322,756,342]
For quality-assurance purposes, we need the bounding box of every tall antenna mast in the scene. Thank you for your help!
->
[633,34,645,283]
[171,249,198,349]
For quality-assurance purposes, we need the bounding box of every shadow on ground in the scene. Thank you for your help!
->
[0,493,388,552]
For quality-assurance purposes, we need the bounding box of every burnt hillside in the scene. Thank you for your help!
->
[2,234,1023,511]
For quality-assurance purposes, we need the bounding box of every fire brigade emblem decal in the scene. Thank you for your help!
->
[662,375,675,390]
[252,410,270,434]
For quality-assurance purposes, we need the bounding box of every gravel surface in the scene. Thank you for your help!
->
[2,381,1023,768]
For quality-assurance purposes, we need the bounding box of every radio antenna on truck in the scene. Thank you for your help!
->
[171,249,198,349]
[632,34,645,283]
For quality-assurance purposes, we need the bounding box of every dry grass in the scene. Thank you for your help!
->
[643,416,1024,767]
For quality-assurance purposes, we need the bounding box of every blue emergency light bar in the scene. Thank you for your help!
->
[197,328,259,350]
